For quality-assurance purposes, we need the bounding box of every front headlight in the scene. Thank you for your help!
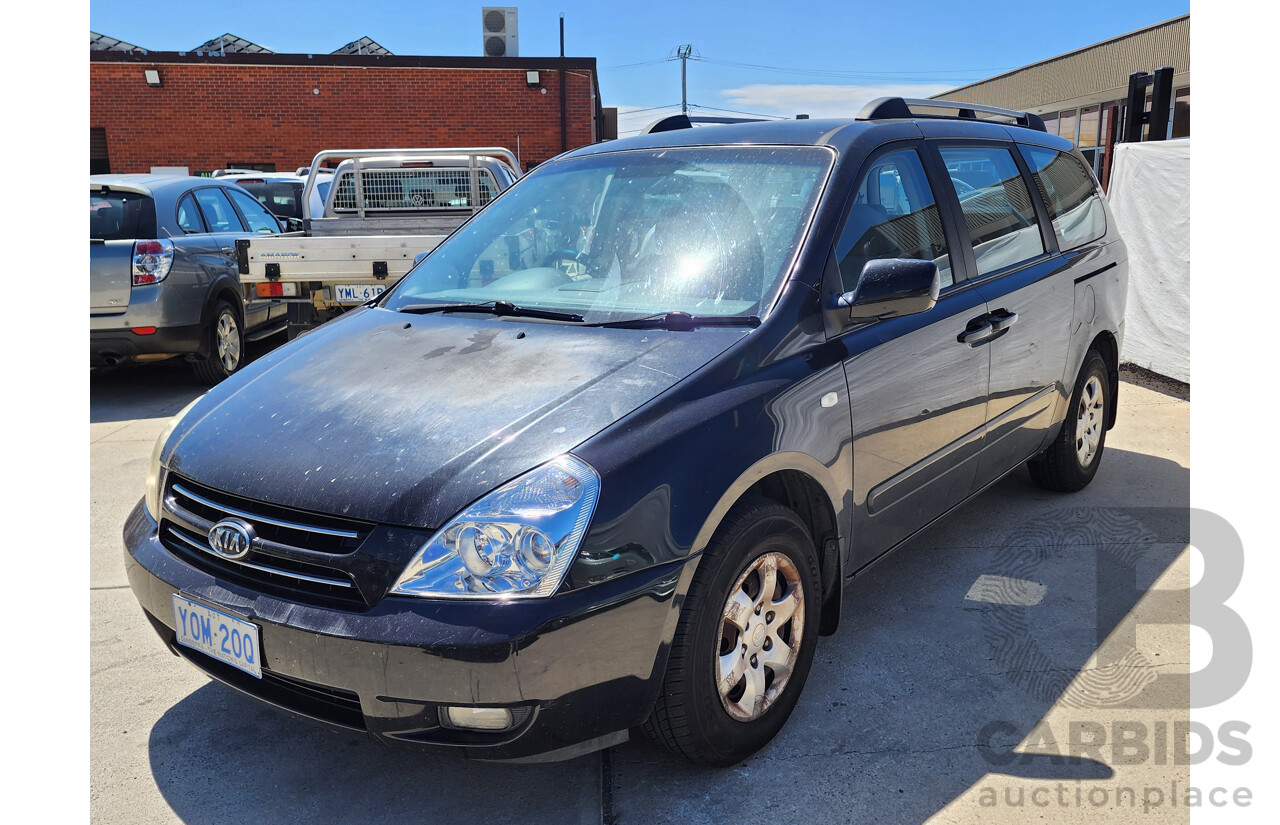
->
[391,455,600,600]
[144,396,204,521]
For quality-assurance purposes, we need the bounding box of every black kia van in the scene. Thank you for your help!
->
[124,98,1127,766]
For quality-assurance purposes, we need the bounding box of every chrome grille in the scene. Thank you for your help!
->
[160,475,372,609]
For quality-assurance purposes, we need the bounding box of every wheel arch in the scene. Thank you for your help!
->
[691,453,844,636]
[196,277,245,357]
[1087,329,1120,429]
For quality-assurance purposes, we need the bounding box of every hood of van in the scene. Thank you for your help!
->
[166,307,747,528]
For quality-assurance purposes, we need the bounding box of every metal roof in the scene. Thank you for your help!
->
[331,36,392,56]
[934,14,1190,111]
[193,33,274,55]
[90,31,144,52]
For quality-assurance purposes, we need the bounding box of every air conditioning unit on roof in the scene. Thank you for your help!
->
[482,7,518,57]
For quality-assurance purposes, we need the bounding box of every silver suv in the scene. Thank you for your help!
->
[90,175,288,383]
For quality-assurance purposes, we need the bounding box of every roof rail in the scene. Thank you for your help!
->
[857,97,1047,132]
[641,114,769,134]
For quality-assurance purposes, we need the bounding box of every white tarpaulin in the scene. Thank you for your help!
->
[1106,140,1190,382]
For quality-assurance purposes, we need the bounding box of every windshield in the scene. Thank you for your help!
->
[239,181,305,220]
[381,146,833,321]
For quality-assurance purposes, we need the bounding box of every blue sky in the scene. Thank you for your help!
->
[90,0,1189,135]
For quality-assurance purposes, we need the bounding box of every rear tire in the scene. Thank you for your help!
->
[643,496,821,766]
[192,301,243,385]
[1028,349,1110,492]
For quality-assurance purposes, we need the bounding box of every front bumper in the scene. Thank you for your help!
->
[123,501,692,761]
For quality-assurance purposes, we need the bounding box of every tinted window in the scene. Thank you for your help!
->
[939,146,1044,277]
[89,190,156,240]
[1019,146,1106,250]
[836,149,951,291]
[228,188,281,233]
[238,181,303,220]
[193,188,244,233]
[176,193,205,233]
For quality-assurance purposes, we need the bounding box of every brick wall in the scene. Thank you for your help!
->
[90,57,597,173]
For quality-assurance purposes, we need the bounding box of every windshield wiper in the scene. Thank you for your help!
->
[396,300,584,323]
[588,311,761,331]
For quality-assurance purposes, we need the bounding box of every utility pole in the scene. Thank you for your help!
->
[559,14,567,152]
[673,44,695,114]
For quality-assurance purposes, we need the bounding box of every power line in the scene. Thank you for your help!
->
[615,103,685,117]
[694,55,1015,81]
[600,58,672,71]
[688,104,787,120]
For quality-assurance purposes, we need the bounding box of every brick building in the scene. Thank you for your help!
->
[90,46,605,175]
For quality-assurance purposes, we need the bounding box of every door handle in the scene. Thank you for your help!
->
[958,319,995,346]
[989,309,1018,331]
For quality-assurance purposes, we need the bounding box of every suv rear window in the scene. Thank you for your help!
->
[1018,146,1107,250]
[90,190,157,240]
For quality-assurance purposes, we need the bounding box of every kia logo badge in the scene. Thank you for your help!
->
[207,518,255,560]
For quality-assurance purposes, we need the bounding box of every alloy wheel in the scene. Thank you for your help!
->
[216,311,241,372]
[1075,375,1105,467]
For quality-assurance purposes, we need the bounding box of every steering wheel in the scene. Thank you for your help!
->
[542,249,591,279]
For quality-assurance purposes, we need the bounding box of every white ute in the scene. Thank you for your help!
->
[237,147,521,337]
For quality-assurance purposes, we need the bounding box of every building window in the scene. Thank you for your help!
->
[1042,111,1059,137]
[1172,87,1190,138]
[1058,109,1077,145]
[91,127,110,174]
[1078,105,1100,149]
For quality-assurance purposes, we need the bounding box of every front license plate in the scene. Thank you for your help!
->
[334,283,386,303]
[172,594,262,678]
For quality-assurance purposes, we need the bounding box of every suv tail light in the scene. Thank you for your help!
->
[132,239,175,286]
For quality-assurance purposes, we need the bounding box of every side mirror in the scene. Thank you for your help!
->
[281,217,304,233]
[837,258,940,323]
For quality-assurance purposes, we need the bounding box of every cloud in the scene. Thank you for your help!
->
[720,83,953,119]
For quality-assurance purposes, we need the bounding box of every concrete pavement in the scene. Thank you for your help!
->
[90,364,1189,824]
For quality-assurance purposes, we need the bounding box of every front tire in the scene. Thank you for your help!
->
[1028,349,1111,491]
[191,301,243,385]
[643,496,821,766]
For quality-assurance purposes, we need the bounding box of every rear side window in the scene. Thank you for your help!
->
[227,188,281,234]
[1019,146,1106,249]
[89,190,156,240]
[837,148,952,291]
[193,187,244,233]
[176,193,205,233]
[939,146,1044,277]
